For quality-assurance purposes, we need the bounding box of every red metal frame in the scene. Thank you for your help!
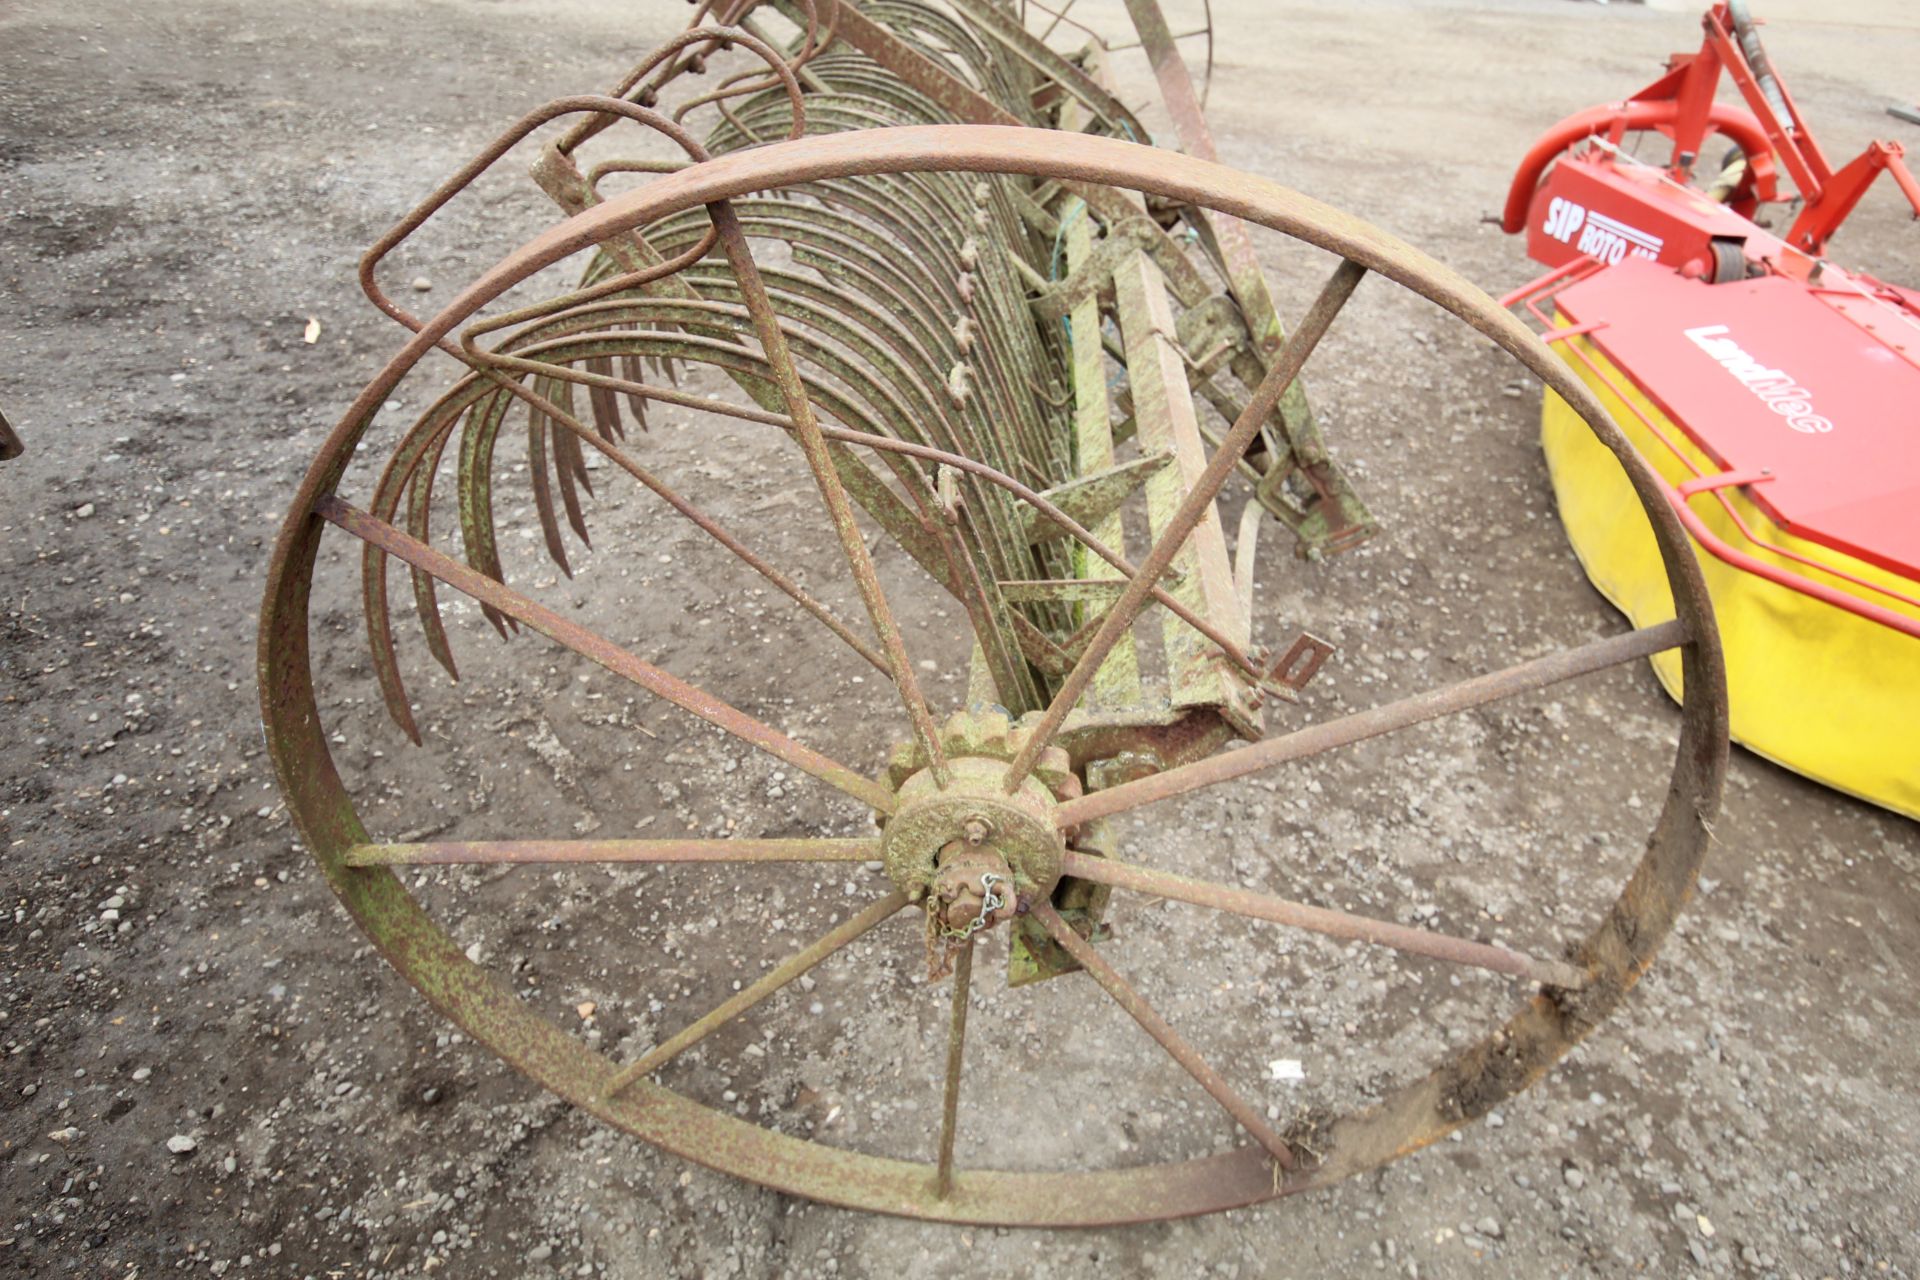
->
[1501,2,1920,258]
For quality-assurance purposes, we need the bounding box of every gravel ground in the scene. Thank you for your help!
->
[2,0,1917,1276]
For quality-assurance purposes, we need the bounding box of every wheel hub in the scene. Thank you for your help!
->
[879,753,1066,907]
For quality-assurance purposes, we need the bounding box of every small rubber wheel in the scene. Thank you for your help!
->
[1709,239,1749,284]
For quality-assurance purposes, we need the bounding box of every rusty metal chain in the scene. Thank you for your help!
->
[939,871,1009,942]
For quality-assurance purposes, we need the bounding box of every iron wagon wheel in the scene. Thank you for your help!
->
[259,124,1728,1226]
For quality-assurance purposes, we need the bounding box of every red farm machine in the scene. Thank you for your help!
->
[1501,0,1920,819]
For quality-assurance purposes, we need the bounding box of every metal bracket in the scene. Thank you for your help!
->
[1264,632,1336,695]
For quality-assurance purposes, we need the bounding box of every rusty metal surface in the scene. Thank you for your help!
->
[258,0,1728,1227]
[1113,248,1257,724]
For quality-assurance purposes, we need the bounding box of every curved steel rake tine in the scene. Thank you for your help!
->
[525,385,574,579]
[585,355,626,443]
[360,376,506,737]
[563,414,596,498]
[455,387,520,640]
[363,421,442,744]
[551,398,594,544]
[404,417,465,680]
[619,352,652,430]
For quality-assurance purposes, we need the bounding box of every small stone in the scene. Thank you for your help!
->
[131,1067,152,1082]
[47,1126,82,1144]
[1697,1213,1715,1238]
[166,1134,198,1155]
[1475,1216,1503,1239]
[411,276,433,292]
[1563,1165,1586,1190]
[421,1087,442,1105]
[465,941,486,964]
[223,1156,238,1174]
[576,1001,596,1020]
[74,503,96,519]
[527,1244,553,1262]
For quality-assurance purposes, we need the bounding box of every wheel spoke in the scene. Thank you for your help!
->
[1003,258,1368,794]
[710,204,953,786]
[344,837,882,867]
[603,888,911,1099]
[1061,852,1587,988]
[934,941,973,1198]
[1029,901,1294,1169]
[1055,619,1687,827]
[316,496,896,814]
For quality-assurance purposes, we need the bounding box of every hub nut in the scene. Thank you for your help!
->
[930,845,1017,937]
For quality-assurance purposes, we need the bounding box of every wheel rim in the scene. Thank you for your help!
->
[259,124,1729,1226]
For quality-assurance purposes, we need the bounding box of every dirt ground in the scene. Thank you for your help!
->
[3,0,1918,1276]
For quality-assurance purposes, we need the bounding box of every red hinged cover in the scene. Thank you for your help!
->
[1555,258,1920,580]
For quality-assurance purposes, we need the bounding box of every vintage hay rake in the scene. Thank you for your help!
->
[259,0,1728,1224]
